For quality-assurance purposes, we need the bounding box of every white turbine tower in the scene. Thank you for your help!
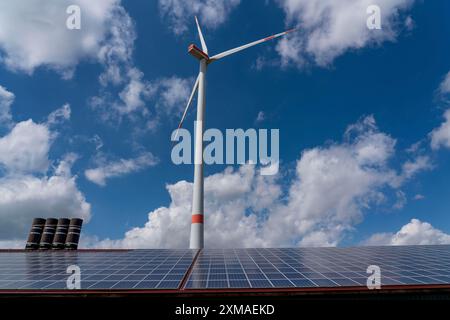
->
[174,17,295,249]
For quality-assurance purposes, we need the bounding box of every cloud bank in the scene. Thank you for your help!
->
[94,115,432,248]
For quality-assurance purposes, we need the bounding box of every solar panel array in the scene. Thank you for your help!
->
[0,249,195,290]
[186,246,450,289]
[1,245,450,291]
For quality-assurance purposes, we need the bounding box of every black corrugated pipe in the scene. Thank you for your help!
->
[39,218,58,249]
[52,218,70,249]
[25,218,46,250]
[65,218,83,250]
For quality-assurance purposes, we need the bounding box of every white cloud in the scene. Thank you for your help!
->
[364,219,450,245]
[158,0,240,34]
[116,68,156,115]
[46,103,71,126]
[97,3,136,86]
[393,190,407,210]
[95,73,193,126]
[264,116,397,247]
[156,77,192,114]
[276,0,414,67]
[0,120,51,174]
[401,156,431,179]
[439,71,450,95]
[0,85,14,127]
[430,109,450,150]
[0,0,119,75]
[0,0,163,126]
[0,157,91,241]
[390,155,432,188]
[97,165,280,248]
[0,1,190,127]
[0,96,91,247]
[93,115,425,249]
[85,152,159,186]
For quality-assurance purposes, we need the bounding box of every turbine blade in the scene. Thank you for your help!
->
[210,28,296,61]
[173,74,200,141]
[195,16,208,55]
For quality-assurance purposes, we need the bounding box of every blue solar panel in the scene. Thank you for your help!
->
[184,246,450,289]
[0,249,196,290]
[1,245,450,291]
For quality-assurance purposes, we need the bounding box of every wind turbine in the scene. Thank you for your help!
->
[174,17,295,249]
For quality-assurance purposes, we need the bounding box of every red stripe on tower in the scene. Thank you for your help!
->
[192,214,204,224]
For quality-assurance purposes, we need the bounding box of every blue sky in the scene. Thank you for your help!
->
[0,0,450,248]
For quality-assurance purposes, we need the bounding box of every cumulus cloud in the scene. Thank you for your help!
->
[0,0,156,124]
[85,5,192,126]
[0,1,156,123]
[266,115,397,246]
[93,115,425,249]
[0,120,51,174]
[0,90,90,247]
[276,0,414,67]
[159,0,240,34]
[0,156,91,241]
[0,1,191,128]
[0,85,14,127]
[97,165,280,248]
[0,0,119,75]
[116,68,156,115]
[85,152,159,186]
[364,219,450,245]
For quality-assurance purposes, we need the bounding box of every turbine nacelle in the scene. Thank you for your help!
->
[188,44,209,61]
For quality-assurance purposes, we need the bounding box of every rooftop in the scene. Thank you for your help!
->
[1,245,450,298]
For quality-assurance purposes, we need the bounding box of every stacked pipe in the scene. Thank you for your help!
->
[52,218,70,249]
[39,218,58,249]
[24,218,83,250]
[65,218,83,250]
[25,218,46,250]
